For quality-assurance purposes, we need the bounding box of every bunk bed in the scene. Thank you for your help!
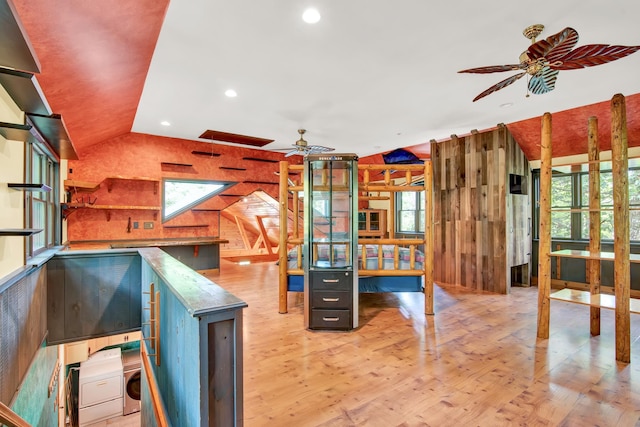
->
[277,161,434,315]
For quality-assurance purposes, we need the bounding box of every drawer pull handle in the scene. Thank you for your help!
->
[323,317,340,322]
[323,297,340,302]
[322,279,340,283]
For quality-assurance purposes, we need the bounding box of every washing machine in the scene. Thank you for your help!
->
[78,348,123,426]
[122,348,141,415]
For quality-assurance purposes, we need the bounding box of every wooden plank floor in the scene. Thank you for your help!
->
[204,260,640,426]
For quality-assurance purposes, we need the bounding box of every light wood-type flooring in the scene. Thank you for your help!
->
[198,260,640,426]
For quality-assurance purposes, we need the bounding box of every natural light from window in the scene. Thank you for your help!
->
[162,179,234,221]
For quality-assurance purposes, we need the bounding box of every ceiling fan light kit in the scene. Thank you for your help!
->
[459,25,640,101]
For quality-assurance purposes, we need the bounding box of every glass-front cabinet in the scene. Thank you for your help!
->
[304,154,359,330]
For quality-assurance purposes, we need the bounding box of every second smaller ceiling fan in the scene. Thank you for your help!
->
[282,129,334,157]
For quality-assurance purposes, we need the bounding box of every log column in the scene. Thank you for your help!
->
[279,161,290,313]
[537,112,552,339]
[611,93,630,363]
[587,116,601,337]
[425,160,434,315]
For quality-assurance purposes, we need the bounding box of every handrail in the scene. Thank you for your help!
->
[141,343,171,427]
[0,401,30,427]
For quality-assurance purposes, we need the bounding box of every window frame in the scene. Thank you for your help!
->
[161,178,236,222]
[395,187,425,234]
[532,167,640,242]
[24,141,59,257]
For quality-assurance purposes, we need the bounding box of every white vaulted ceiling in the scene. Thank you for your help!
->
[11,0,640,160]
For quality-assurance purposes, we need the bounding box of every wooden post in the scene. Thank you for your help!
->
[279,161,289,313]
[587,116,601,337]
[424,160,434,315]
[389,172,396,240]
[537,112,552,339]
[611,93,630,363]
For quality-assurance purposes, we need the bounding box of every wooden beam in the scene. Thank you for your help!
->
[588,116,601,337]
[424,160,434,315]
[611,93,630,363]
[279,161,290,313]
[256,216,274,255]
[537,112,552,339]
[235,216,251,249]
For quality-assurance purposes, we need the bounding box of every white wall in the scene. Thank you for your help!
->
[0,84,27,277]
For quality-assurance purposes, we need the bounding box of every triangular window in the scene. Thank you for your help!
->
[162,179,235,222]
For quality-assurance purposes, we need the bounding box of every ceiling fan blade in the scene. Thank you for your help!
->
[307,145,334,154]
[458,64,524,74]
[471,72,526,102]
[527,27,579,61]
[284,149,298,157]
[549,44,640,70]
[528,66,559,94]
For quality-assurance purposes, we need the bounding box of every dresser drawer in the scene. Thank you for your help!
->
[311,290,351,309]
[310,271,353,290]
[309,309,352,330]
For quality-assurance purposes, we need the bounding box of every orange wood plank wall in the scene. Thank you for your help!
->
[66,132,300,243]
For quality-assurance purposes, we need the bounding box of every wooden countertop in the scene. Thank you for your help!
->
[108,237,229,249]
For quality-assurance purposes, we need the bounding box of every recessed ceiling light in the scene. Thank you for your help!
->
[225,89,237,98]
[302,8,321,24]
[160,121,171,126]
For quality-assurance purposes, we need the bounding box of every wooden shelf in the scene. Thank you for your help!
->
[242,157,278,163]
[0,229,43,236]
[242,180,278,185]
[161,162,192,167]
[550,288,640,314]
[8,183,52,191]
[191,150,221,157]
[62,203,160,221]
[64,180,100,193]
[105,176,159,194]
[219,166,246,171]
[550,249,640,264]
[163,224,209,229]
[550,207,640,212]
[63,203,160,211]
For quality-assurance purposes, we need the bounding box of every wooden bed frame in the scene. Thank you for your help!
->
[278,160,434,315]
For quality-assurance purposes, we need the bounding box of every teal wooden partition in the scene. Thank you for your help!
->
[139,248,247,426]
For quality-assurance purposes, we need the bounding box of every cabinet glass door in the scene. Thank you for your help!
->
[307,157,355,269]
[369,212,380,230]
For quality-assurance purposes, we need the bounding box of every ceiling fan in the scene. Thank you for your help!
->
[459,24,640,102]
[281,129,334,157]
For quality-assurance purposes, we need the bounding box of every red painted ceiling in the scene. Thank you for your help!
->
[11,0,169,154]
[10,1,640,162]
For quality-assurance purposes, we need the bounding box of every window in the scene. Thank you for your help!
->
[533,167,640,241]
[580,168,640,241]
[550,174,573,239]
[162,179,235,221]
[25,142,58,256]
[397,189,425,233]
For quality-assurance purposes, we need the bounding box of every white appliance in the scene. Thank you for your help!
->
[122,348,141,415]
[78,348,124,426]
